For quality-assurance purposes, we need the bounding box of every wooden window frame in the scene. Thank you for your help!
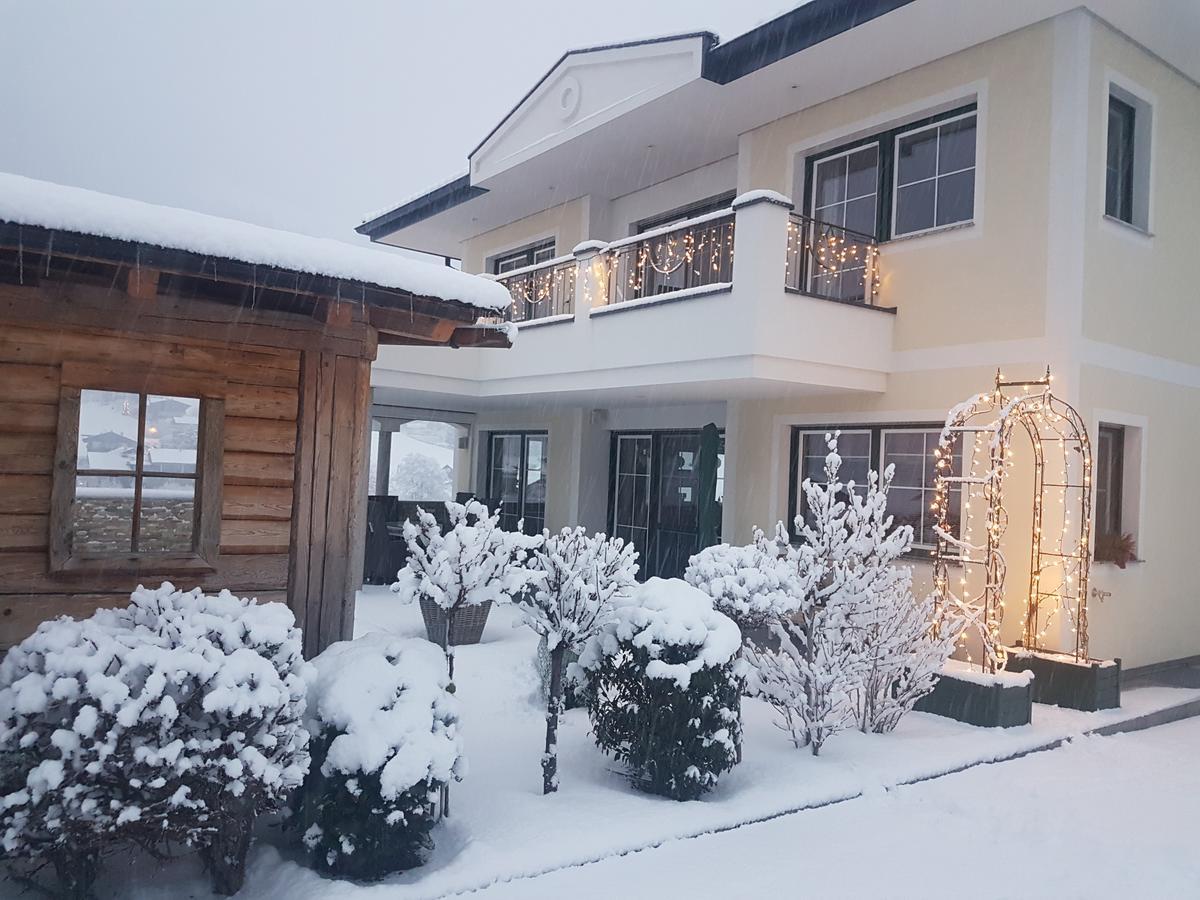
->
[49,362,227,576]
[802,103,977,243]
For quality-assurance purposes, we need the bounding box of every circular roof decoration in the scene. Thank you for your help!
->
[557,75,582,122]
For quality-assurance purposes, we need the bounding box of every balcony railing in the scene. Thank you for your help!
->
[494,256,576,323]
[785,213,880,304]
[606,211,735,306]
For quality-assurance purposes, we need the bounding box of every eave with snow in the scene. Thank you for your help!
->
[0,174,512,656]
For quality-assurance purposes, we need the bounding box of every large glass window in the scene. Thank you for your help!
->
[368,419,464,501]
[487,431,549,535]
[795,430,871,530]
[881,429,962,548]
[893,114,977,236]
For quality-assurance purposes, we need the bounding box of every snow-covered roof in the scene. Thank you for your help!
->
[0,173,510,313]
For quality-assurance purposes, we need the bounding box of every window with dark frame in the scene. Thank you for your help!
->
[790,425,961,550]
[51,371,224,574]
[493,239,556,275]
[803,105,977,243]
[486,431,549,535]
[634,191,737,234]
[1105,95,1136,224]
[1095,424,1125,539]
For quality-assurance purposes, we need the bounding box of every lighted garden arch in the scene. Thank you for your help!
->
[932,369,1093,673]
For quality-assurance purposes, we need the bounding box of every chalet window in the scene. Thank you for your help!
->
[51,365,224,574]
[790,425,960,550]
[486,431,548,535]
[493,240,556,275]
[803,105,977,242]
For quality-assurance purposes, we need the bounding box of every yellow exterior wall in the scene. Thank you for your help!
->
[1081,21,1200,365]
[460,197,588,275]
[738,21,1056,353]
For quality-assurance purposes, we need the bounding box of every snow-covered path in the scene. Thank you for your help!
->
[475,716,1200,899]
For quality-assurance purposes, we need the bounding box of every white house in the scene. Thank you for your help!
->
[358,0,1200,673]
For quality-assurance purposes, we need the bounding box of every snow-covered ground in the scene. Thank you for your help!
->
[109,587,1200,899]
[475,715,1200,898]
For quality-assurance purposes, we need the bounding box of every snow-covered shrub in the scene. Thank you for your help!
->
[577,578,742,800]
[393,500,542,674]
[0,584,309,897]
[684,528,793,631]
[390,452,453,501]
[517,527,638,793]
[295,634,463,881]
[743,433,958,754]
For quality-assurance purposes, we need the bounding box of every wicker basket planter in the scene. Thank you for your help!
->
[419,598,493,646]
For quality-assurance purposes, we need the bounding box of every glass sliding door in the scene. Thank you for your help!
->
[487,431,549,535]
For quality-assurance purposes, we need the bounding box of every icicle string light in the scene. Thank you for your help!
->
[932,368,1094,672]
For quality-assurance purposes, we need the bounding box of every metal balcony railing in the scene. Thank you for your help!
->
[605,211,735,306]
[494,256,576,323]
[785,213,880,304]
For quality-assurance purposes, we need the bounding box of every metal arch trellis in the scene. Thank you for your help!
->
[931,368,1094,673]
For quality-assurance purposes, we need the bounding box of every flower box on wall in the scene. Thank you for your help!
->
[914,661,1034,728]
[1004,649,1121,712]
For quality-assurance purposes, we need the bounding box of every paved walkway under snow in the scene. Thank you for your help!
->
[474,715,1200,899]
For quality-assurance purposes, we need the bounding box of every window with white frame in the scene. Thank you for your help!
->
[892,114,977,237]
[803,104,977,244]
[793,429,872,530]
[1105,83,1152,232]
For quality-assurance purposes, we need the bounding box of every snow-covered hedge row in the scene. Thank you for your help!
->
[683,527,794,630]
[577,578,743,800]
[0,584,309,897]
[296,633,463,881]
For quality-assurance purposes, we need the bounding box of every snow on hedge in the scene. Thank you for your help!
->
[578,577,741,691]
[0,584,309,893]
[0,172,510,312]
[305,633,464,798]
[683,528,794,629]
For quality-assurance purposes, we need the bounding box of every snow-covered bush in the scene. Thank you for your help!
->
[577,578,742,800]
[0,584,309,897]
[517,527,638,793]
[391,452,453,501]
[743,433,958,754]
[393,500,542,674]
[295,634,463,881]
[684,528,793,631]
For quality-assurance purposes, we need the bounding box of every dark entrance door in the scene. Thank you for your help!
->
[610,429,723,580]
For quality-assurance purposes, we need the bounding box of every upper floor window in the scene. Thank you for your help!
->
[803,105,977,242]
[493,239,556,275]
[635,191,736,234]
[1104,84,1152,232]
[52,367,225,574]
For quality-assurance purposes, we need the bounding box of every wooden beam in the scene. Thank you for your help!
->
[367,305,459,343]
[126,266,160,301]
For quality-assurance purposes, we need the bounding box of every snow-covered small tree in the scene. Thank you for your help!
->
[576,578,743,800]
[0,584,309,897]
[516,527,638,794]
[393,500,542,677]
[296,634,463,880]
[390,452,453,501]
[684,528,794,631]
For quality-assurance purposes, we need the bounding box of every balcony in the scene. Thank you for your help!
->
[373,192,896,405]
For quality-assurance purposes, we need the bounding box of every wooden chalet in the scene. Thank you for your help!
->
[0,174,511,656]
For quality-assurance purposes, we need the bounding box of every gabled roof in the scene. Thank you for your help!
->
[358,0,915,242]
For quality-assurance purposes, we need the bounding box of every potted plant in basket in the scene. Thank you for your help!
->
[392,500,542,672]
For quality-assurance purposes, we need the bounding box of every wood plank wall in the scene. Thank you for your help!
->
[0,322,301,649]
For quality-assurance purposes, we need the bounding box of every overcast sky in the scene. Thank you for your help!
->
[0,1,796,248]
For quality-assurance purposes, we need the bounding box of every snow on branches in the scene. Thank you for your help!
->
[393,500,542,667]
[743,433,958,755]
[516,527,639,793]
[0,584,310,896]
[577,578,743,800]
[684,527,794,630]
[297,634,463,880]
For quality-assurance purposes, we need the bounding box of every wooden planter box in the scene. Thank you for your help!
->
[1005,651,1121,712]
[915,670,1034,728]
[419,599,493,646]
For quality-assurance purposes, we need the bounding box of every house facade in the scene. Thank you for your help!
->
[358,0,1200,671]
